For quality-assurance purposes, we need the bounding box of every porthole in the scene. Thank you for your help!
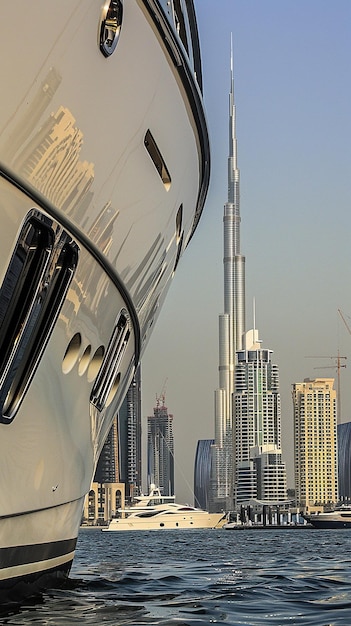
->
[87,346,105,383]
[78,345,91,376]
[62,333,81,374]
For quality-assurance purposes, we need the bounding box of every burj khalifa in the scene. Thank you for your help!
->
[211,45,245,511]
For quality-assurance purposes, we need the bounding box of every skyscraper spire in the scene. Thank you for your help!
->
[228,34,237,180]
[224,35,245,350]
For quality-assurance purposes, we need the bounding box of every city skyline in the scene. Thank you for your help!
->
[142,0,351,503]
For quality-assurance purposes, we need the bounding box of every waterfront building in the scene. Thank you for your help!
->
[252,447,287,502]
[337,421,351,500]
[147,395,174,496]
[83,482,125,525]
[194,439,214,510]
[234,329,287,505]
[292,378,338,512]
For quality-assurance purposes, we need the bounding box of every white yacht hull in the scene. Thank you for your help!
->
[0,499,83,600]
[304,509,351,529]
[0,0,209,600]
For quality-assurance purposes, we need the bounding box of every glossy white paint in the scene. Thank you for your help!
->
[0,1,205,352]
[0,0,209,593]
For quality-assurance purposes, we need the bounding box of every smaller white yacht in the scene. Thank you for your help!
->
[304,505,351,529]
[102,485,225,531]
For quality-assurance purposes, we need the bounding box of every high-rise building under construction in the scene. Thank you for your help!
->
[147,395,174,497]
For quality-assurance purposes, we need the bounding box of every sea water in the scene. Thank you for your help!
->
[3,527,351,625]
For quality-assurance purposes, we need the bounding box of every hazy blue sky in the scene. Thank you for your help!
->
[142,0,351,502]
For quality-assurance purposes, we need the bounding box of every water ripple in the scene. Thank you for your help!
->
[3,528,351,625]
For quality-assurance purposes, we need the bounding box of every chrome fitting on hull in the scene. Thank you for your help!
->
[99,0,123,57]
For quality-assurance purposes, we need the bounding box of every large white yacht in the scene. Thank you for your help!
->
[102,486,225,531]
[304,505,351,529]
[0,0,210,601]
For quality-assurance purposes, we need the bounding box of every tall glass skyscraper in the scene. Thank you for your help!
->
[147,395,174,496]
[211,43,245,512]
[211,46,287,512]
[118,366,142,500]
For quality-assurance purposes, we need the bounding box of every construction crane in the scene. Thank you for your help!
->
[338,308,351,336]
[306,353,346,424]
[156,378,168,408]
[336,309,351,424]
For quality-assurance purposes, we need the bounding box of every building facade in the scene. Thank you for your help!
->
[147,395,174,496]
[234,330,287,505]
[118,366,142,500]
[338,421,351,500]
[293,378,338,512]
[94,415,119,484]
[194,439,214,510]
[83,482,125,525]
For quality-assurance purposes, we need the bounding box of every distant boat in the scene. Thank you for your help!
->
[304,505,351,529]
[102,485,225,531]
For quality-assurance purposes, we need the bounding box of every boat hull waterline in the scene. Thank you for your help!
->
[0,0,209,600]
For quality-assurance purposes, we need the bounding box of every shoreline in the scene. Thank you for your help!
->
[224,524,313,530]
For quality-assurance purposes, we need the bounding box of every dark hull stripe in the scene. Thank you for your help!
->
[0,559,73,605]
[0,537,77,569]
